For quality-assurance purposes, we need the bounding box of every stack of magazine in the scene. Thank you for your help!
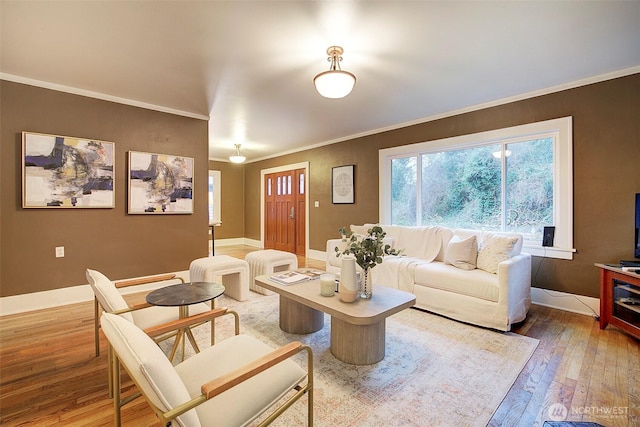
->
[270,268,324,285]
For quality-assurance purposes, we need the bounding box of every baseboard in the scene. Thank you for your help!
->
[1,266,600,319]
[307,249,325,261]
[0,270,189,316]
[531,287,600,317]
[213,238,262,248]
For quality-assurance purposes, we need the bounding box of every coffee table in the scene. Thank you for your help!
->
[255,274,416,365]
[146,282,225,361]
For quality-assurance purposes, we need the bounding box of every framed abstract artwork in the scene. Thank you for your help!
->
[332,164,355,204]
[128,151,194,214]
[22,132,115,208]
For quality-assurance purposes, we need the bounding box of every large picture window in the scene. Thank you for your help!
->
[380,117,574,259]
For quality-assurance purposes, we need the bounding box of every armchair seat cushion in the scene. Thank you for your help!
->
[177,335,307,427]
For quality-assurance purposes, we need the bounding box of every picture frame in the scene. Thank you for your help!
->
[22,131,115,208]
[128,151,194,214]
[332,164,355,204]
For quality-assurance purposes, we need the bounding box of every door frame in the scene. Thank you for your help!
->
[260,161,309,255]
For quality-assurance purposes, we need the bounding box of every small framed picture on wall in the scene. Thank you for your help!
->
[332,164,355,204]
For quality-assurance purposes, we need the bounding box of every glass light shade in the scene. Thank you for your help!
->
[229,154,246,163]
[229,144,246,163]
[314,70,356,99]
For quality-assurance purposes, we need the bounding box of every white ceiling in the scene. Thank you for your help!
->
[2,1,639,162]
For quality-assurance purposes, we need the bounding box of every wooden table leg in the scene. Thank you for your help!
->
[279,296,324,334]
[330,317,386,365]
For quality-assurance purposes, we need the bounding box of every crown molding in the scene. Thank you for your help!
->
[0,73,210,121]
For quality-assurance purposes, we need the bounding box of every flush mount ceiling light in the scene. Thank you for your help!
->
[229,144,246,163]
[313,46,356,99]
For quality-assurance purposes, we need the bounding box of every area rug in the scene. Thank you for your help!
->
[160,292,539,427]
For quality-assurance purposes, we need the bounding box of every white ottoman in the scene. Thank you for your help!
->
[189,256,250,301]
[245,250,299,295]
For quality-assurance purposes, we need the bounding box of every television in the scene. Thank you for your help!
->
[636,193,640,259]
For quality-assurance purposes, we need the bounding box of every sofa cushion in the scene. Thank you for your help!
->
[414,262,499,302]
[477,234,519,274]
[444,235,478,270]
[350,224,376,235]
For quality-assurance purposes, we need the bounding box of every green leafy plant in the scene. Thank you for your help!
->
[335,225,400,270]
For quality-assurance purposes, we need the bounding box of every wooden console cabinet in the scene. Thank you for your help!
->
[596,263,640,340]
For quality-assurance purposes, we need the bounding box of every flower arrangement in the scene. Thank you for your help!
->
[335,225,400,270]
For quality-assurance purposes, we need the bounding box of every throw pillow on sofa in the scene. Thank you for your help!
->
[477,234,519,274]
[444,235,478,270]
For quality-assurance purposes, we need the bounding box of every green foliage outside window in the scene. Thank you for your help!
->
[391,137,553,241]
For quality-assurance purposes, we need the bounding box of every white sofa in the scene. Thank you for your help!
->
[326,224,531,331]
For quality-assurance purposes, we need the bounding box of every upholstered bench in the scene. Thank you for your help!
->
[245,249,298,295]
[189,256,250,301]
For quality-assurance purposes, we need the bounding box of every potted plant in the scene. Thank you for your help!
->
[335,225,400,299]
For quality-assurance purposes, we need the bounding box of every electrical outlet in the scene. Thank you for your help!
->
[314,201,320,207]
[55,246,65,258]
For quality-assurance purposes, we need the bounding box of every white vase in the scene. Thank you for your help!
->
[338,255,358,302]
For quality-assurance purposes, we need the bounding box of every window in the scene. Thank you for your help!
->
[208,170,221,224]
[380,117,574,259]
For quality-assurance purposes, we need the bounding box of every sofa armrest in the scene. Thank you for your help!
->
[497,253,532,324]
[326,239,347,271]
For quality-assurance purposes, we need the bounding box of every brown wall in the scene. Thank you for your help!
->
[2,75,638,300]
[244,74,640,298]
[207,160,244,239]
[0,81,210,297]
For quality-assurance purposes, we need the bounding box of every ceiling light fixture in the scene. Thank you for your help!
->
[313,46,356,99]
[229,144,246,163]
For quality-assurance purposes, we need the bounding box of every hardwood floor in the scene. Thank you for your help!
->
[1,246,638,426]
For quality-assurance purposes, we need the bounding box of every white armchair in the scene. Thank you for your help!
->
[87,269,212,357]
[101,312,313,426]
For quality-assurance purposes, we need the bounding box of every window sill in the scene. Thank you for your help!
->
[523,244,575,260]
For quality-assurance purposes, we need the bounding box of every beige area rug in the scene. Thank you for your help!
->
[160,292,539,427]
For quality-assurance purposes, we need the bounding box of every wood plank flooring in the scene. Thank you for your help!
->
[1,246,638,426]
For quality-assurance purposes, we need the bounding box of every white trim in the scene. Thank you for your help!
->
[213,237,260,248]
[0,73,209,121]
[259,162,310,256]
[531,287,599,318]
[307,248,326,262]
[0,271,189,316]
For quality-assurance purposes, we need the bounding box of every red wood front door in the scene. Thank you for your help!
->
[264,168,305,255]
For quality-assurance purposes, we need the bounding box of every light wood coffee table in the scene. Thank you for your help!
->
[255,274,416,365]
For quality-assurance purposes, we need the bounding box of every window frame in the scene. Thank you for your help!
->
[379,116,574,259]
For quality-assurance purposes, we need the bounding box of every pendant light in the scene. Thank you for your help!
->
[229,144,246,163]
[313,46,356,99]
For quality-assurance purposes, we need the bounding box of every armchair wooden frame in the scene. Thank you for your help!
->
[108,309,313,426]
[93,273,185,357]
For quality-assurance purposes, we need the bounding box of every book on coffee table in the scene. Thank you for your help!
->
[270,269,324,285]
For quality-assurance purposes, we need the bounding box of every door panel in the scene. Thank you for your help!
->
[264,168,306,255]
